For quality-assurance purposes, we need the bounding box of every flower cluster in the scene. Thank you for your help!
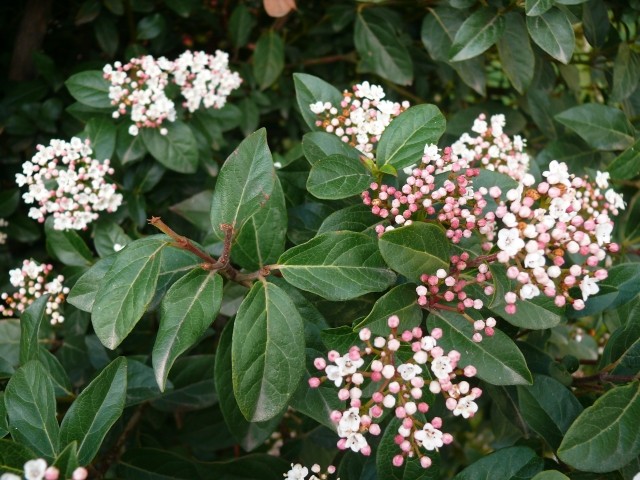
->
[310,81,409,159]
[103,50,241,136]
[309,316,481,469]
[451,113,530,182]
[16,137,122,231]
[0,259,68,325]
[0,218,7,244]
[0,458,88,480]
[283,464,338,480]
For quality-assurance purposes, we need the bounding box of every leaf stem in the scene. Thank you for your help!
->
[148,216,218,265]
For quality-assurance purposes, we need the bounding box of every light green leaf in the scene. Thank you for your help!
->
[377,105,446,169]
[449,8,505,62]
[558,381,640,472]
[60,357,127,465]
[232,281,305,422]
[555,104,634,151]
[431,310,533,385]
[278,231,396,301]
[526,8,575,64]
[355,9,413,85]
[355,284,423,336]
[44,217,94,267]
[453,446,542,479]
[293,74,343,131]
[307,154,372,199]
[67,255,116,312]
[253,30,284,90]
[379,223,449,282]
[302,131,362,165]
[497,13,534,94]
[317,204,379,235]
[608,138,640,180]
[92,237,167,349]
[141,121,199,173]
[65,71,112,109]
[4,360,59,459]
[153,269,222,390]
[210,128,275,239]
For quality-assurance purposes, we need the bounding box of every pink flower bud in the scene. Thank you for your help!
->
[392,455,404,467]
[388,315,400,329]
[308,377,321,388]
[313,358,326,370]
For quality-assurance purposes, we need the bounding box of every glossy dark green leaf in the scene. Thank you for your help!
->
[355,9,413,85]
[600,303,640,375]
[582,0,609,48]
[170,190,213,232]
[527,8,575,64]
[355,284,422,335]
[119,448,200,479]
[278,231,396,300]
[517,374,583,449]
[432,310,533,385]
[232,281,305,422]
[229,5,256,48]
[141,121,199,173]
[92,237,167,349]
[525,0,552,16]
[137,13,165,40]
[0,438,35,474]
[253,31,284,90]
[53,442,80,479]
[116,122,147,165]
[232,176,287,270]
[497,13,534,94]
[93,220,131,258]
[126,359,171,406]
[307,154,372,199]
[84,116,116,161]
[555,104,634,151]
[65,71,112,109]
[164,0,198,16]
[0,393,7,438]
[60,357,127,465]
[19,294,48,365]
[4,360,59,459]
[210,128,275,239]
[379,223,449,282]
[38,348,73,397]
[317,204,379,235]
[94,15,118,57]
[153,269,222,391]
[613,43,640,102]
[67,255,116,312]
[531,472,569,480]
[558,381,640,472]
[44,217,93,267]
[215,320,282,451]
[377,105,446,169]
[453,446,543,479]
[449,8,505,62]
[302,131,362,165]
[293,74,343,131]
[608,138,640,180]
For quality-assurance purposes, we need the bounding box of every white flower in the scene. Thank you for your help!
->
[309,101,325,114]
[543,160,571,186]
[23,459,47,480]
[284,463,308,480]
[337,407,361,437]
[413,423,443,451]
[431,356,453,380]
[520,283,540,300]
[344,432,368,452]
[497,228,525,257]
[580,275,600,301]
[0,474,21,480]
[453,395,479,418]
[605,189,626,210]
[595,171,610,190]
[397,363,422,381]
[524,251,546,269]
[595,222,613,246]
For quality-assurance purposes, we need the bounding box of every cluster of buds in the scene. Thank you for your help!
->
[0,458,88,480]
[310,81,409,159]
[103,50,241,136]
[362,144,497,242]
[0,259,68,325]
[0,218,7,244]
[16,137,122,231]
[283,464,338,480]
[309,316,481,469]
[451,114,530,182]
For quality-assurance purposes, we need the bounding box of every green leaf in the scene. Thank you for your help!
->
[60,357,127,465]
[141,121,199,173]
[453,446,543,479]
[0,393,7,438]
[608,138,640,180]
[449,8,505,62]
[127,359,170,406]
[93,220,132,258]
[317,204,379,235]
[170,190,213,231]
[232,176,287,271]
[307,154,372,199]
[253,31,284,90]
[278,231,396,301]
[431,310,533,385]
[44,217,94,267]
[19,295,48,364]
[600,303,640,375]
[65,71,112,109]
[38,348,73,398]
[555,104,634,151]
[517,375,583,449]
[582,0,609,48]
[92,237,167,349]
[116,122,147,165]
[210,128,275,239]
[67,255,116,312]
[302,131,362,165]
[84,116,117,161]
[355,284,423,336]
[525,0,553,16]
[53,442,80,479]
[526,8,575,64]
[94,16,118,57]
[377,105,446,169]
[229,5,256,48]
[379,223,449,282]
[531,472,569,480]
[558,381,640,472]
[136,13,166,40]
[153,269,222,391]
[0,438,35,474]
[232,281,305,422]
[119,448,199,479]
[355,9,413,86]
[4,360,59,459]
[164,0,198,16]
[612,43,640,102]
[215,320,282,451]
[293,74,343,131]
[497,13,534,94]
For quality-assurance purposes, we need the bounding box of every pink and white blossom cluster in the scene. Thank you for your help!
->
[309,316,481,469]
[16,137,122,231]
[283,463,338,480]
[0,218,7,245]
[103,50,241,136]
[0,259,69,325]
[310,81,409,159]
[0,458,88,480]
